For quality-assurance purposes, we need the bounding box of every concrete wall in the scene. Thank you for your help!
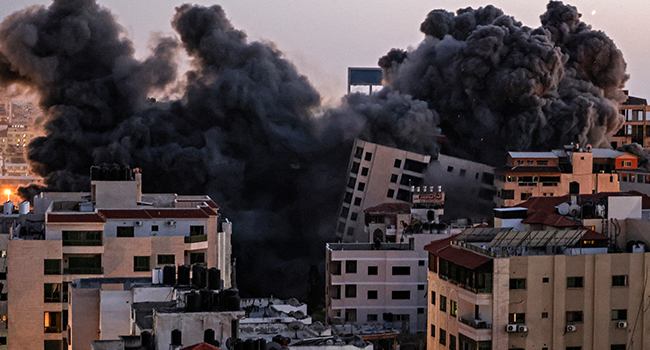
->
[70,288,100,350]
[100,291,131,340]
[153,311,241,349]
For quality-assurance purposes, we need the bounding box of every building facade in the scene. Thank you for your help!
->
[6,167,232,350]
[612,92,650,148]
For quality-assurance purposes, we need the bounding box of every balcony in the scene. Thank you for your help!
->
[62,239,102,246]
[460,317,492,329]
[458,317,492,341]
[184,234,208,243]
[64,267,103,275]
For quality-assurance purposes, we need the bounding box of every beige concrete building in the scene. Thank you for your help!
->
[426,194,650,350]
[612,92,650,148]
[6,167,232,350]
[494,147,627,208]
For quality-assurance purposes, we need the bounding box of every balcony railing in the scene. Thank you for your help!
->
[185,234,208,243]
[64,267,103,275]
[62,240,102,246]
[460,317,492,329]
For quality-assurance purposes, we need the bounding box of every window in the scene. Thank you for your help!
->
[537,160,548,165]
[363,152,372,161]
[611,309,627,320]
[566,311,583,324]
[367,314,378,322]
[116,226,134,237]
[367,290,378,299]
[44,340,63,350]
[190,253,205,264]
[623,161,632,167]
[361,167,369,176]
[190,226,204,236]
[566,347,582,350]
[418,308,424,314]
[521,193,532,201]
[44,283,61,303]
[351,162,360,174]
[152,225,159,231]
[336,222,345,234]
[353,197,362,206]
[44,311,62,333]
[394,159,402,168]
[419,260,425,266]
[0,337,5,345]
[396,189,410,201]
[611,345,626,350]
[345,285,356,298]
[157,255,175,265]
[44,259,61,275]
[134,256,150,272]
[440,295,447,312]
[543,277,549,283]
[350,212,358,221]
[392,266,410,275]
[346,227,355,236]
[392,291,410,300]
[387,189,395,198]
[67,255,102,274]
[368,266,378,275]
[354,147,363,158]
[430,324,435,337]
[346,261,357,273]
[509,278,526,290]
[62,230,102,246]
[447,166,454,172]
[431,291,436,305]
[542,312,548,318]
[390,174,398,183]
[439,328,446,345]
[502,190,514,200]
[459,169,467,177]
[340,206,349,218]
[418,284,425,290]
[612,275,628,287]
[347,177,356,189]
[450,300,457,317]
[508,313,526,324]
[450,335,457,350]
[63,283,69,303]
[567,276,584,288]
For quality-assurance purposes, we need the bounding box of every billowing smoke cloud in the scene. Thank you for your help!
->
[380,1,627,164]
[0,0,629,297]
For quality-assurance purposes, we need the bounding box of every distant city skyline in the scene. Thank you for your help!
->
[2,0,648,104]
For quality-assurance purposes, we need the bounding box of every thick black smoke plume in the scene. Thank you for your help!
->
[0,0,436,298]
[379,1,627,164]
[0,1,630,297]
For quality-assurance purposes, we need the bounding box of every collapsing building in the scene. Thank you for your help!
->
[336,139,495,243]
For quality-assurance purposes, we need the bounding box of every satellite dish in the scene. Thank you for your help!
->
[569,204,581,216]
[289,321,305,339]
[558,202,570,216]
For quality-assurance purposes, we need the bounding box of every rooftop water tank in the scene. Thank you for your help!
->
[152,268,163,285]
[18,201,29,215]
[3,201,13,215]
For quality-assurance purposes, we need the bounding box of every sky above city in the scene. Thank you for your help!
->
[2,0,649,104]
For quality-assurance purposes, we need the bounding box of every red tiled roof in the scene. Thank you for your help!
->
[580,229,609,241]
[47,213,105,223]
[521,210,578,227]
[424,235,457,254]
[182,343,223,350]
[98,209,152,219]
[144,209,209,219]
[435,245,492,270]
[364,202,411,214]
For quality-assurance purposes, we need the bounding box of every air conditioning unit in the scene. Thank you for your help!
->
[165,220,176,227]
[566,325,577,332]
[134,220,143,227]
[517,325,528,333]
[506,324,517,332]
[617,321,628,329]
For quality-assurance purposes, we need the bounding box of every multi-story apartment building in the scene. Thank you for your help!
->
[327,196,451,333]
[494,146,631,207]
[612,92,650,148]
[337,139,495,242]
[6,166,232,350]
[426,193,650,350]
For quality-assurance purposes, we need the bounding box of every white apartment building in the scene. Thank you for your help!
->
[6,166,232,350]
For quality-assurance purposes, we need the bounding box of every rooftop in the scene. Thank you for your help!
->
[508,152,558,159]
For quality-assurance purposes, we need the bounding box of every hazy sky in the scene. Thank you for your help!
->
[2,0,649,104]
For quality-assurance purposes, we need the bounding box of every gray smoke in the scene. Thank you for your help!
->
[0,0,630,297]
[379,1,627,165]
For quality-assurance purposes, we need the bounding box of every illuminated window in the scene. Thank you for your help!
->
[44,311,62,333]
[508,313,525,324]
